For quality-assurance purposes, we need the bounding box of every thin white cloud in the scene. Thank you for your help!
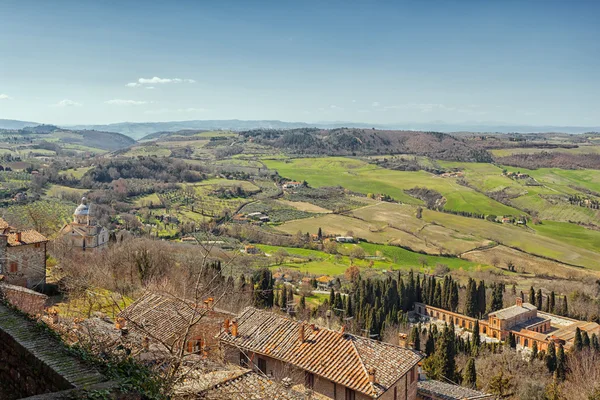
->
[330,105,343,110]
[0,94,12,100]
[105,99,149,106]
[146,86,155,90]
[55,99,82,107]
[372,101,380,107]
[127,76,195,87]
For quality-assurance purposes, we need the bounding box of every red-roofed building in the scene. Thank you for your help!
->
[0,218,48,289]
[219,307,423,399]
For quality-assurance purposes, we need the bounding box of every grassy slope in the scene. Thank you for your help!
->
[263,157,521,216]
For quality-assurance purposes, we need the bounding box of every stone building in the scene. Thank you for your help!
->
[59,197,109,251]
[219,307,423,400]
[118,291,233,358]
[0,218,48,289]
[414,297,600,351]
[417,379,494,400]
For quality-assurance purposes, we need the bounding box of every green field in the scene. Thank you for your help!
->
[263,157,521,216]
[258,243,484,276]
[491,145,600,157]
[59,167,92,179]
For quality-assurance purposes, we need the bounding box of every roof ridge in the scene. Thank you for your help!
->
[350,336,376,397]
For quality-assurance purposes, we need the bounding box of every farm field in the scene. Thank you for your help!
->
[263,157,522,216]
[258,243,484,276]
[491,145,600,157]
[45,184,88,199]
[59,167,92,179]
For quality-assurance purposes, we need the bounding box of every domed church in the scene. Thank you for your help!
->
[59,197,109,250]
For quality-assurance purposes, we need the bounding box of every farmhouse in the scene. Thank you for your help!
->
[59,197,109,251]
[414,298,600,351]
[335,236,355,243]
[282,181,303,189]
[219,307,423,400]
[0,218,48,289]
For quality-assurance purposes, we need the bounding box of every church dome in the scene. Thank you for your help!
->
[74,197,89,216]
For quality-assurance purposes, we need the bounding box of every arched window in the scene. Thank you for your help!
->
[524,339,529,348]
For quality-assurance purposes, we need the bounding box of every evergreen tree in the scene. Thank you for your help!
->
[410,325,421,351]
[425,326,436,356]
[546,341,557,373]
[463,358,477,389]
[531,341,538,362]
[345,295,353,317]
[508,332,516,349]
[582,331,591,349]
[555,344,566,382]
[252,268,274,308]
[529,286,536,304]
[317,227,322,239]
[465,278,477,317]
[488,370,512,398]
[477,280,486,317]
[490,283,503,312]
[561,296,568,316]
[573,327,583,352]
[536,289,543,310]
[450,282,459,312]
[329,288,335,308]
[423,324,456,382]
[591,333,600,353]
[298,295,306,311]
[549,291,556,313]
[280,286,288,310]
[433,281,442,308]
[471,320,480,354]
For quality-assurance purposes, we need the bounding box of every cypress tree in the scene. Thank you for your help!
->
[463,358,477,389]
[490,284,503,312]
[536,289,543,310]
[556,344,566,382]
[549,291,556,313]
[410,325,421,351]
[529,286,536,304]
[546,341,557,372]
[450,282,459,313]
[465,278,477,317]
[416,274,422,303]
[345,295,353,317]
[582,331,591,349]
[253,268,274,308]
[531,341,538,361]
[317,227,322,239]
[562,296,568,316]
[477,280,486,317]
[425,328,435,356]
[471,320,480,355]
[433,281,442,308]
[574,327,583,352]
[299,295,306,310]
[329,288,335,308]
[280,286,287,309]
[591,333,600,353]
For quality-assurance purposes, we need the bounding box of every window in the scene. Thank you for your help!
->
[304,371,314,389]
[394,386,397,400]
[410,366,416,383]
[257,358,267,374]
[345,387,356,400]
[34,243,41,248]
[334,383,337,398]
[9,262,18,273]
[186,339,202,353]
[239,352,249,367]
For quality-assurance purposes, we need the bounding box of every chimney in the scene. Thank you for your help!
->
[16,232,22,242]
[207,297,214,309]
[368,367,376,384]
[398,333,409,348]
[121,327,129,337]
[516,297,523,307]
[115,317,126,330]
[231,319,239,337]
[299,323,305,343]
[224,318,230,334]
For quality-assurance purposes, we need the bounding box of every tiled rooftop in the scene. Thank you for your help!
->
[6,230,48,246]
[488,302,536,320]
[417,379,494,400]
[219,307,423,398]
[118,291,232,344]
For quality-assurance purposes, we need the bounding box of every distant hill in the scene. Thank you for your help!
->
[0,119,39,130]
[242,128,492,162]
[140,129,212,141]
[0,125,135,152]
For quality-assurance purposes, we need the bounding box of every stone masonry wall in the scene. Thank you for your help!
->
[0,327,73,398]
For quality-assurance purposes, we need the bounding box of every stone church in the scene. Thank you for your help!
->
[59,197,109,251]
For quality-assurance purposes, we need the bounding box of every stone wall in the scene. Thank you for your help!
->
[3,243,46,289]
[0,283,48,315]
[0,327,73,398]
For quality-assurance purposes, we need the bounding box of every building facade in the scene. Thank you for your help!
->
[0,218,48,289]
[219,307,423,400]
[414,298,599,352]
[59,197,108,251]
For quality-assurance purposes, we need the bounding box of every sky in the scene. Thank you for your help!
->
[0,0,599,126]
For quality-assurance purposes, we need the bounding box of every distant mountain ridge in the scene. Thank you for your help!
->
[3,118,600,140]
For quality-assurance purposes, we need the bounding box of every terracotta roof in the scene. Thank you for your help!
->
[0,218,10,230]
[6,230,48,246]
[550,321,600,344]
[118,291,232,345]
[181,369,304,400]
[417,379,494,400]
[316,275,333,283]
[488,302,536,320]
[219,307,423,398]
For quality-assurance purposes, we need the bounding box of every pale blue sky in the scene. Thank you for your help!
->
[0,0,598,126]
